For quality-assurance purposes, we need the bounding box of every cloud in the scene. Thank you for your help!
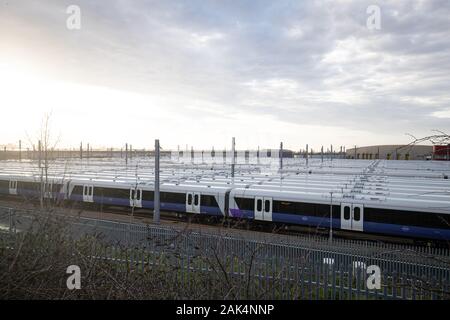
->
[0,0,449,149]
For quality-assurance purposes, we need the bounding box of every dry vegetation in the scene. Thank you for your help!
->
[0,208,281,300]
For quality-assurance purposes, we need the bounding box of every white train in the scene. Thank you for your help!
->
[0,172,449,242]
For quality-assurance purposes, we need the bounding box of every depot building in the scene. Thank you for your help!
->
[346,145,433,160]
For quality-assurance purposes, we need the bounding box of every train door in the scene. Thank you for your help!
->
[186,192,194,213]
[9,180,17,195]
[83,185,94,202]
[254,197,272,221]
[254,197,264,220]
[186,192,201,213]
[263,197,273,221]
[135,189,142,208]
[130,188,142,208]
[44,182,53,198]
[193,193,201,213]
[340,203,364,231]
[352,204,364,231]
[340,203,352,230]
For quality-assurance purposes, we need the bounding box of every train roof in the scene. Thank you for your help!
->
[0,158,449,213]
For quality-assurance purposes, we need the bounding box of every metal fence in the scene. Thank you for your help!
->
[0,206,449,300]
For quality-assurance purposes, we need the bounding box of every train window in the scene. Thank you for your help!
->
[264,200,270,212]
[99,187,128,199]
[274,201,294,214]
[272,201,341,218]
[299,202,316,215]
[143,190,154,201]
[161,192,185,204]
[201,195,219,208]
[235,197,254,211]
[0,180,8,188]
[187,193,193,205]
[72,185,83,196]
[18,181,39,191]
[333,205,341,219]
[257,199,262,212]
[95,187,103,198]
[344,206,350,220]
[364,207,450,230]
[0,180,10,194]
[316,203,341,219]
[194,194,199,206]
[354,207,360,221]
[117,188,128,198]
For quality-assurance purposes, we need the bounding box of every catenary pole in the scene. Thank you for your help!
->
[280,142,283,171]
[329,192,333,242]
[154,139,160,224]
[231,137,235,178]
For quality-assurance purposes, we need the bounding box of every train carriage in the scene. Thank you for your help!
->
[0,174,67,201]
[1,159,449,243]
[228,187,450,241]
[67,179,231,217]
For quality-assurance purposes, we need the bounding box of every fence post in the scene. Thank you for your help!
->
[9,208,14,235]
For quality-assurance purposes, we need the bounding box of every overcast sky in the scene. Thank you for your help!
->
[0,0,449,150]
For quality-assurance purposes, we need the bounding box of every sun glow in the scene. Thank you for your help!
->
[0,60,184,148]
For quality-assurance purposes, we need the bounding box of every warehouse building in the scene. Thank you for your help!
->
[433,145,450,161]
[346,145,433,160]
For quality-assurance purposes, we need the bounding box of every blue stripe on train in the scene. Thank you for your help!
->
[70,194,84,202]
[364,221,450,241]
[85,196,223,216]
[229,209,254,219]
[274,213,450,240]
[271,212,450,241]
[230,209,450,240]
[14,189,65,200]
[19,190,39,197]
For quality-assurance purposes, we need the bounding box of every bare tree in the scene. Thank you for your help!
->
[24,113,64,209]
[398,130,450,160]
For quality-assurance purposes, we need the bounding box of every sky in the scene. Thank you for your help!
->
[0,0,449,151]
